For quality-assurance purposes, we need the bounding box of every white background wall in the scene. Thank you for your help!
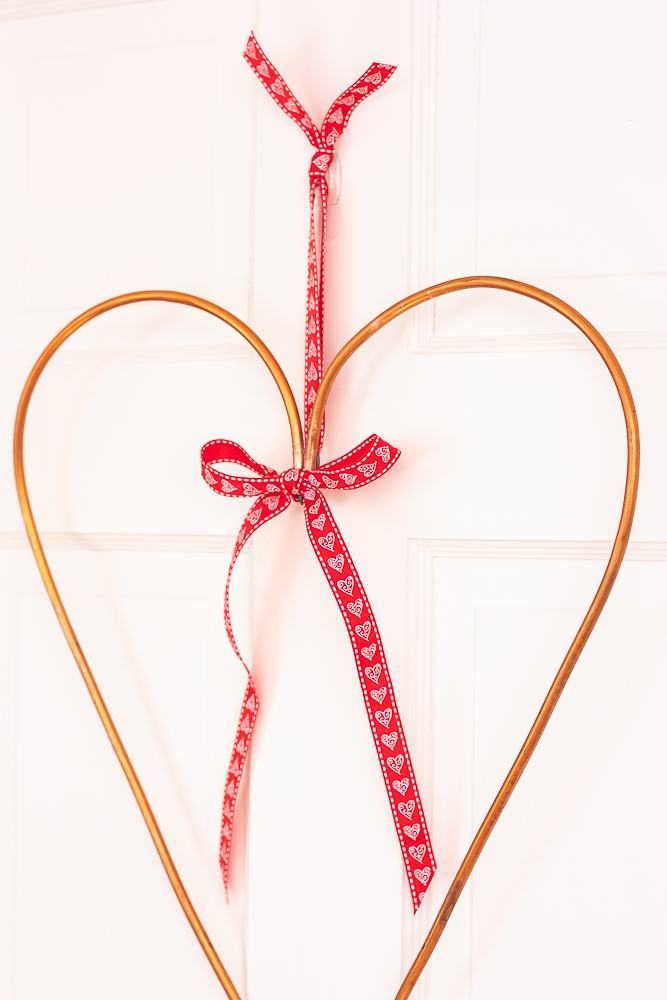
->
[0,2,666,998]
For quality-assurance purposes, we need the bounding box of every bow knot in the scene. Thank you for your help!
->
[278,466,310,500]
[309,148,334,180]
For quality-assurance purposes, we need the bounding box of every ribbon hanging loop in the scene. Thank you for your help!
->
[244,32,397,446]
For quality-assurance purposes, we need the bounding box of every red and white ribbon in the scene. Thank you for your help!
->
[201,35,435,912]
[244,32,396,446]
[202,437,436,911]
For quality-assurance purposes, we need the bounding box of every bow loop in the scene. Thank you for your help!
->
[201,438,278,498]
[309,434,401,491]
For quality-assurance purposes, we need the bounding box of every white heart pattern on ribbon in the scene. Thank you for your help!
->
[364,663,381,683]
[413,868,431,886]
[355,621,371,640]
[375,709,392,727]
[393,778,409,795]
[403,824,420,840]
[387,754,404,773]
[348,599,363,617]
[408,845,425,862]
[312,513,326,530]
[398,800,415,819]
[361,644,377,660]
[318,533,335,550]
[370,686,387,703]
[328,554,344,572]
[337,576,355,595]
[381,731,398,749]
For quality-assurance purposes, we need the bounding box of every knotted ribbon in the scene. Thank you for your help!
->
[244,32,396,446]
[202,436,436,910]
[201,35,435,912]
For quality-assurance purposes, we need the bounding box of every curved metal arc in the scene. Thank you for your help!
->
[14,281,640,999]
[308,276,639,1000]
[13,289,303,1000]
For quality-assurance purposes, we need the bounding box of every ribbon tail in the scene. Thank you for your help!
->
[301,491,437,911]
[219,678,258,897]
[217,492,289,895]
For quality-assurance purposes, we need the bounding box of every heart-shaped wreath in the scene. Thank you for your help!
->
[13,33,639,1000]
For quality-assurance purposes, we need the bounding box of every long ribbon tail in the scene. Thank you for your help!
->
[217,492,290,894]
[301,489,436,911]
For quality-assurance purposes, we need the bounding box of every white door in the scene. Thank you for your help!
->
[1,2,665,1000]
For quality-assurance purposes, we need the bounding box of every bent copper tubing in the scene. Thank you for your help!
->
[14,290,303,1000]
[308,276,639,1000]
[14,280,639,999]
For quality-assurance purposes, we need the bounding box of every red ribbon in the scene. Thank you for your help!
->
[244,32,396,447]
[202,437,436,911]
[201,35,435,912]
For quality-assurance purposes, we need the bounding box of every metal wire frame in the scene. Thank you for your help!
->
[14,277,639,1000]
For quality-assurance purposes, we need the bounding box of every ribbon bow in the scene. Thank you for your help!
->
[202,435,436,911]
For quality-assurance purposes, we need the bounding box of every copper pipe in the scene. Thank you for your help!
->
[308,276,639,999]
[14,280,639,998]
[14,290,303,1000]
